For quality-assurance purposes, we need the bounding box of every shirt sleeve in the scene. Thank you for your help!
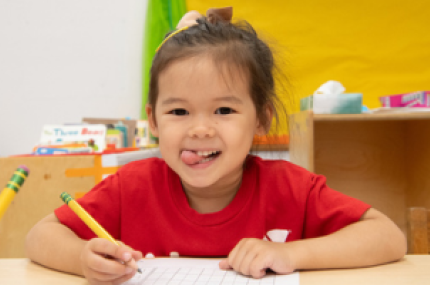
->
[303,173,371,238]
[54,172,122,241]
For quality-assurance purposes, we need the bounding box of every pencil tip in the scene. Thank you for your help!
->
[137,268,142,274]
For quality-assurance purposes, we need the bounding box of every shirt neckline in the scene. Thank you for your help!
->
[168,156,257,226]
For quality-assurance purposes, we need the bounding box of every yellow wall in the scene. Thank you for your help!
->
[188,0,430,135]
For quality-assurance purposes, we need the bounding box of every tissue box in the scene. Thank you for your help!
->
[379,91,430,107]
[300,93,363,114]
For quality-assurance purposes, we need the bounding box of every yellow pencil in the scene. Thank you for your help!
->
[60,192,141,273]
[0,166,29,221]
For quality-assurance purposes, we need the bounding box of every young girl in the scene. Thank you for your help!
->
[26,7,406,285]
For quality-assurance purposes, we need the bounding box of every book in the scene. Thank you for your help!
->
[39,124,107,152]
[82,118,136,148]
[106,129,123,149]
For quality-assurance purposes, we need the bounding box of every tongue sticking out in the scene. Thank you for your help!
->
[181,150,202,165]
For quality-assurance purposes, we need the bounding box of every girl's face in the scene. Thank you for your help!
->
[147,56,266,195]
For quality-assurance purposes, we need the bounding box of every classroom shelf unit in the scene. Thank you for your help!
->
[289,110,430,240]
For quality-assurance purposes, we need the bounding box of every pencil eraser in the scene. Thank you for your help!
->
[169,251,179,258]
[18,165,30,174]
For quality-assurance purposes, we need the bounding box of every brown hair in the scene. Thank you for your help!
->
[148,16,287,133]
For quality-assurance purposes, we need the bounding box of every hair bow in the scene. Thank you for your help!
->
[176,6,233,29]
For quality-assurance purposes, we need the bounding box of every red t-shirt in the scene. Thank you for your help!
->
[55,156,370,257]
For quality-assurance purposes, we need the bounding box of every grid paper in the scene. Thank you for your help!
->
[123,259,299,285]
[126,267,288,285]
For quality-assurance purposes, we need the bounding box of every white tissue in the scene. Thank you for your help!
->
[314,80,346,96]
[301,80,362,114]
[311,80,346,114]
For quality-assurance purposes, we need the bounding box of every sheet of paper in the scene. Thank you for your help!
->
[123,258,299,285]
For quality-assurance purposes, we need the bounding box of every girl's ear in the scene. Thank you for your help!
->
[256,104,274,136]
[145,104,159,137]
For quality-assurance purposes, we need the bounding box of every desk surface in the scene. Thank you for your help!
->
[0,255,429,285]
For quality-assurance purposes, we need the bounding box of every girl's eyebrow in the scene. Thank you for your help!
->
[214,96,243,104]
[161,97,187,105]
[161,96,243,105]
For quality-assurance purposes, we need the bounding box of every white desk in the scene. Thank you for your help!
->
[0,256,429,285]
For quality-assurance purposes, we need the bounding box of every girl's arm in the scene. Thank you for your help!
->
[26,213,142,284]
[291,208,407,269]
[220,208,407,277]
[26,213,86,275]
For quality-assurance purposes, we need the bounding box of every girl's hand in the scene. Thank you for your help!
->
[80,238,142,285]
[219,238,296,278]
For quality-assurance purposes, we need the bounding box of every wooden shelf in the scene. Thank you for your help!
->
[314,111,430,121]
[289,110,430,252]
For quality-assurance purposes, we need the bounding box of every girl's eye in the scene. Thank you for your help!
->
[170,109,189,116]
[215,107,234,115]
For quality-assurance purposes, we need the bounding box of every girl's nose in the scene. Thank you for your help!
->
[188,124,216,139]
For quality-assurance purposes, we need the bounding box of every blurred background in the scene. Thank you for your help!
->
[1,0,429,156]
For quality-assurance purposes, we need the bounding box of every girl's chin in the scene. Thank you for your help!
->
[180,174,222,190]
[182,180,216,190]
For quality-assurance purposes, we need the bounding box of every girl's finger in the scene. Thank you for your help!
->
[86,267,131,283]
[228,240,249,272]
[226,238,244,266]
[249,253,269,279]
[122,252,139,273]
[238,249,258,276]
[87,250,130,275]
[89,238,123,259]
[132,250,143,261]
[116,240,143,261]
[218,259,232,270]
[112,271,137,285]
[89,238,138,273]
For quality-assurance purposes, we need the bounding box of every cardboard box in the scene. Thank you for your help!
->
[0,149,160,257]
[379,91,430,107]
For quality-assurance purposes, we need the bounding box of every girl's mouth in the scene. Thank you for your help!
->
[181,150,222,165]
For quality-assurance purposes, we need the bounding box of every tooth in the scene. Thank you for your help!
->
[201,157,212,163]
[197,151,203,156]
